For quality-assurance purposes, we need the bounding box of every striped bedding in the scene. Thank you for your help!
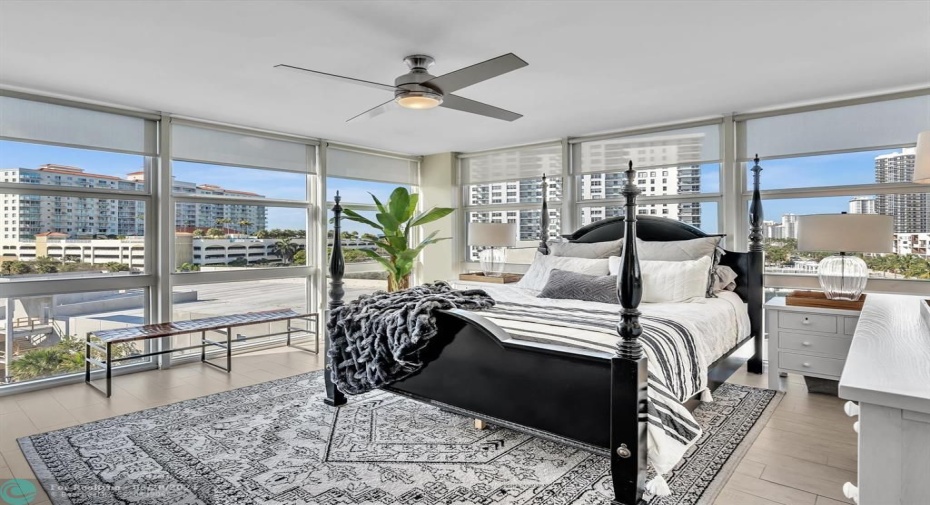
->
[478,300,706,483]
[467,286,749,491]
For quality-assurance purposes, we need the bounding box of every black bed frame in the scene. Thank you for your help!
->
[323,158,766,505]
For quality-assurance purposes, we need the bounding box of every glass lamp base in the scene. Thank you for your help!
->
[478,247,506,277]
[817,254,868,301]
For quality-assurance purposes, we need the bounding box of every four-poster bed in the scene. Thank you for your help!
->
[323,157,766,505]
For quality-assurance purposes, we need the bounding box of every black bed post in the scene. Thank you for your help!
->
[324,191,347,407]
[537,174,550,254]
[610,161,647,505]
[747,155,765,375]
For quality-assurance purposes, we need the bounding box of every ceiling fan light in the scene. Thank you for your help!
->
[396,91,443,110]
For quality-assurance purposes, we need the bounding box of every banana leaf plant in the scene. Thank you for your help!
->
[340,187,454,292]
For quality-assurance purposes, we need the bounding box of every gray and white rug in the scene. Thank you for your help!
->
[20,371,779,505]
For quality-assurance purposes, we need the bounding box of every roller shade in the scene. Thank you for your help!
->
[574,124,720,175]
[737,94,930,160]
[172,123,315,173]
[0,95,157,155]
[326,147,419,185]
[461,143,562,184]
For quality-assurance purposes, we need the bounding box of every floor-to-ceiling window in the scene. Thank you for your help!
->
[457,91,930,295]
[736,93,930,295]
[460,143,563,266]
[0,93,159,387]
[324,145,420,299]
[573,122,723,236]
[168,121,318,359]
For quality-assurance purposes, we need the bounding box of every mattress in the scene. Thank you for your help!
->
[470,284,751,366]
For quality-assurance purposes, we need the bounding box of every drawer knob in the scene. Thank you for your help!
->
[853,421,859,434]
[802,341,812,346]
[843,482,859,504]
[802,362,811,368]
[845,401,860,417]
[802,317,811,325]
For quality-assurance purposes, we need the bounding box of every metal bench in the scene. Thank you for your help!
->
[85,309,318,397]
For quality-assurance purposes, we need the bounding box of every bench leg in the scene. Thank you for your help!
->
[106,342,112,398]
[85,332,91,385]
[474,419,487,430]
[226,325,232,372]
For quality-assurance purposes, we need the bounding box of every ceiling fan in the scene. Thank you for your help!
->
[275,53,528,122]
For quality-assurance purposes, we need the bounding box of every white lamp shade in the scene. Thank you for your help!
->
[797,214,893,253]
[468,222,517,247]
[915,131,930,184]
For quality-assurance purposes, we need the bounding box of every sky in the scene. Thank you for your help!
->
[0,139,909,235]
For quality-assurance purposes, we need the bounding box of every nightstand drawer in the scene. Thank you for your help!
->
[844,317,858,335]
[779,351,845,377]
[779,312,838,334]
[778,331,851,358]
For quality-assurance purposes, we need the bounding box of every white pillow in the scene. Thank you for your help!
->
[713,265,739,292]
[517,253,610,291]
[640,256,712,303]
[548,238,623,259]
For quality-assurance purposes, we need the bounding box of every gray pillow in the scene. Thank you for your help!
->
[635,236,724,298]
[538,269,618,304]
[548,238,623,259]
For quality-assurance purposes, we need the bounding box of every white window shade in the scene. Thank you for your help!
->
[0,95,157,155]
[461,143,562,184]
[738,94,930,160]
[326,147,419,186]
[574,124,720,175]
[172,123,315,173]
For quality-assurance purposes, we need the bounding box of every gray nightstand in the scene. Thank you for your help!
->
[765,296,860,391]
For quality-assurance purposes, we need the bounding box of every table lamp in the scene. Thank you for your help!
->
[797,213,893,301]
[468,222,517,277]
[915,131,930,184]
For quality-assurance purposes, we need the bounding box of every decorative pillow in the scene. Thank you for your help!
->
[538,269,618,304]
[517,253,610,291]
[712,265,739,292]
[548,238,623,259]
[636,236,723,297]
[640,256,712,303]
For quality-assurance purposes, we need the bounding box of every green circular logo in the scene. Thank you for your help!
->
[0,479,37,505]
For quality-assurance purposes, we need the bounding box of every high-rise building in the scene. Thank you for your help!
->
[577,133,704,227]
[1,165,145,241]
[1,165,267,242]
[848,196,876,215]
[875,147,928,233]
[763,214,799,240]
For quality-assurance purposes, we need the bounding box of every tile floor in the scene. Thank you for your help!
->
[0,348,855,504]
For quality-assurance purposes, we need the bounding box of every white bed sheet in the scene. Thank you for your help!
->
[472,284,750,365]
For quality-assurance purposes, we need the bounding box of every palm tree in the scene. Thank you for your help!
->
[238,220,253,236]
[272,237,300,264]
[215,217,232,233]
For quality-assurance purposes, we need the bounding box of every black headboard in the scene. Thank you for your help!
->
[561,216,748,302]
[534,157,765,375]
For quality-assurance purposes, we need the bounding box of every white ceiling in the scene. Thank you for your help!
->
[1,1,928,156]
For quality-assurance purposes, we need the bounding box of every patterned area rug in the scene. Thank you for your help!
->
[20,371,779,504]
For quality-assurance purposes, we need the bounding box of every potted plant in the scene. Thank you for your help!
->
[341,187,453,292]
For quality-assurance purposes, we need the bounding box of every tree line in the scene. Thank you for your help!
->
[763,237,930,279]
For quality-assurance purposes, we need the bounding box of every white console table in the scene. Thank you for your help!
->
[839,294,930,504]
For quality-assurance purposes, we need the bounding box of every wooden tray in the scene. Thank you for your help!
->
[459,272,523,284]
[786,291,866,311]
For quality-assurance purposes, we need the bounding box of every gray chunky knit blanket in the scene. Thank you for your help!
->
[328,281,496,394]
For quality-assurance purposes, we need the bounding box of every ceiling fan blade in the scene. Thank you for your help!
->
[440,94,522,122]
[426,53,528,93]
[275,64,397,92]
[346,98,398,122]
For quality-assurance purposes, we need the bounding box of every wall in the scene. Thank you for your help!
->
[419,153,458,282]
